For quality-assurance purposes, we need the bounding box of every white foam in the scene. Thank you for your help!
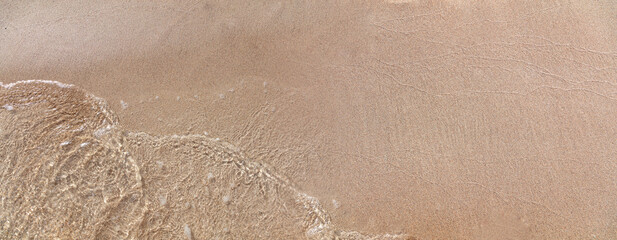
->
[219,93,225,99]
[94,125,113,138]
[222,195,231,204]
[73,125,85,132]
[159,195,167,206]
[183,224,192,239]
[80,142,89,147]
[60,141,71,146]
[120,100,128,110]
[3,104,14,111]
[332,199,340,209]
[1,80,74,89]
[305,222,327,238]
[207,172,214,181]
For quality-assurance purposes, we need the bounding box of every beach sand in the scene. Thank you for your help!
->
[2,0,617,239]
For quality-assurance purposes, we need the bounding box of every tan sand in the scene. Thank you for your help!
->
[2,0,617,239]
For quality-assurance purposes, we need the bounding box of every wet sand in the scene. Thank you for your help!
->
[2,0,617,239]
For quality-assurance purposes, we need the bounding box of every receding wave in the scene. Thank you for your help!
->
[0,80,409,239]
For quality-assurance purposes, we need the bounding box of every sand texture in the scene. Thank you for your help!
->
[2,0,617,239]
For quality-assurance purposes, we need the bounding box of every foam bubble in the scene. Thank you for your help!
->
[222,195,231,204]
[159,195,167,206]
[184,224,192,239]
[120,100,129,110]
[1,80,73,89]
[332,199,340,209]
[94,125,113,138]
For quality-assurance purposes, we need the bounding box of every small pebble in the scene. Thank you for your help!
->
[219,93,225,99]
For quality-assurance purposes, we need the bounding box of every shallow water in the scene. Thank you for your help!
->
[0,80,407,239]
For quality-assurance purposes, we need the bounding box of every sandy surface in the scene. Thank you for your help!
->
[2,0,617,239]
